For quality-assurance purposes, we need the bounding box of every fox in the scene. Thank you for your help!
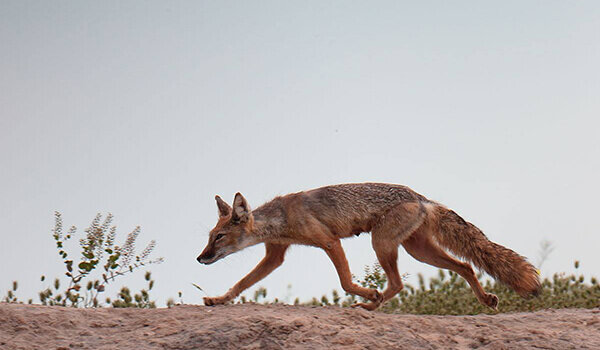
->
[197,183,541,310]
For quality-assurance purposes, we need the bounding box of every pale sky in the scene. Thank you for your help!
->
[1,1,599,306]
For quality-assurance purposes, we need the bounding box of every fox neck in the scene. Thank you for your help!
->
[251,210,286,242]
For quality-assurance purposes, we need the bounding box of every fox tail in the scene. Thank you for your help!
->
[432,205,541,297]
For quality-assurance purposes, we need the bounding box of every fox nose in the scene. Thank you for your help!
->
[197,248,215,264]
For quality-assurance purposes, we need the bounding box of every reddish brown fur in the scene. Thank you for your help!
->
[431,207,541,297]
[197,183,540,310]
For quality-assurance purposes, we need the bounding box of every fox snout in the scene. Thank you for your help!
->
[197,248,216,265]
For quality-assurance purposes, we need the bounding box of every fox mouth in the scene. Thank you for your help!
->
[197,251,227,265]
[197,255,218,265]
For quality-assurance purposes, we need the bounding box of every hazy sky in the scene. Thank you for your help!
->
[1,1,599,306]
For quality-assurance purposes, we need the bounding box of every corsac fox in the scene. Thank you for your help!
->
[197,183,540,310]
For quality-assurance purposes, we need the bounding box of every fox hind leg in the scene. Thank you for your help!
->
[354,201,428,310]
[352,238,404,310]
[402,229,499,310]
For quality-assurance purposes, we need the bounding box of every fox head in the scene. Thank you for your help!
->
[197,192,256,264]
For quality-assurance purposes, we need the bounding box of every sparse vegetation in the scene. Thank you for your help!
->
[4,212,163,308]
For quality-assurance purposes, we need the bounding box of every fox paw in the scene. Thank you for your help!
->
[350,290,384,311]
[203,296,228,306]
[484,293,499,310]
[351,301,379,311]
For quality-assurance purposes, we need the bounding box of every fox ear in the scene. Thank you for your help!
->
[215,195,232,217]
[232,192,251,222]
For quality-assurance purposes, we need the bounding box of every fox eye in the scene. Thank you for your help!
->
[215,233,225,241]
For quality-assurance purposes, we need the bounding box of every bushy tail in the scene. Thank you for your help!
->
[432,205,541,297]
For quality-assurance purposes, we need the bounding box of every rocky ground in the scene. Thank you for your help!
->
[1,303,599,349]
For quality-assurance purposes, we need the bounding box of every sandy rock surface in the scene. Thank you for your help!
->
[1,303,599,349]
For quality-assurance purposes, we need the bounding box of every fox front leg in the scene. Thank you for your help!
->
[203,243,289,306]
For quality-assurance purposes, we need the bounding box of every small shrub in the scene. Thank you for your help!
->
[4,212,163,308]
[111,272,156,308]
[3,281,19,303]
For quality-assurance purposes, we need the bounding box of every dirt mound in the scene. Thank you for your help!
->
[1,303,599,349]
